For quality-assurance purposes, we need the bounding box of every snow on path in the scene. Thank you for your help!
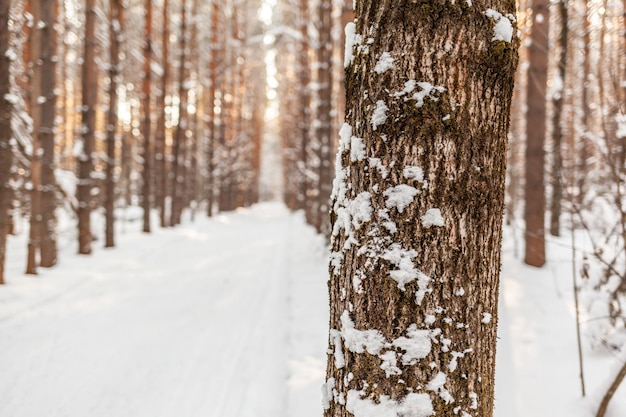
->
[0,203,327,417]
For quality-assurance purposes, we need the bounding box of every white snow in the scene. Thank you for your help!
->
[346,390,434,417]
[422,208,444,228]
[411,83,445,108]
[482,312,492,324]
[374,52,394,74]
[2,204,625,417]
[403,166,424,182]
[340,310,386,355]
[384,184,420,213]
[392,324,432,365]
[344,22,357,67]
[371,100,389,131]
[351,136,366,162]
[484,9,514,43]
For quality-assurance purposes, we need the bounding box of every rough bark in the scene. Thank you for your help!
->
[325,2,518,417]
[296,0,311,213]
[0,0,12,285]
[524,0,549,267]
[77,0,97,255]
[38,0,58,267]
[105,0,123,248]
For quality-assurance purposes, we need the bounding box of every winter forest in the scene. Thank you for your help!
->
[0,0,625,416]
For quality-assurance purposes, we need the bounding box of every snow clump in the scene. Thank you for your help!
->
[484,9,515,43]
[371,100,389,130]
[383,184,420,213]
[422,208,444,228]
[374,52,394,74]
[346,390,434,417]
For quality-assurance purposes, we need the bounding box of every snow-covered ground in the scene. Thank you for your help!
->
[1,203,624,416]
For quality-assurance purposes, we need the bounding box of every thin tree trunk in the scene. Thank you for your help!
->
[155,0,169,227]
[297,0,310,212]
[524,0,549,267]
[315,0,333,235]
[205,0,218,217]
[0,0,13,285]
[26,0,42,274]
[38,0,58,267]
[170,0,187,226]
[141,0,153,233]
[325,3,518,417]
[105,0,123,248]
[549,0,568,237]
[77,0,97,255]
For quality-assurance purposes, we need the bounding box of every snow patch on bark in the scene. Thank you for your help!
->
[341,311,386,355]
[484,9,515,43]
[384,184,420,213]
[422,208,444,228]
[371,100,389,130]
[346,390,434,417]
[374,52,394,74]
[392,324,432,365]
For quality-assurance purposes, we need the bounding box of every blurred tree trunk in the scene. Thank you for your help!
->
[105,0,123,248]
[0,0,12,285]
[141,0,153,233]
[77,0,97,255]
[296,0,310,214]
[38,0,58,267]
[524,0,549,267]
[578,0,590,203]
[155,0,169,227]
[171,0,188,226]
[324,2,518,417]
[205,0,219,217]
[549,0,568,237]
[26,0,42,273]
[314,0,333,235]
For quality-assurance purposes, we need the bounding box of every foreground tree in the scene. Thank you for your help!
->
[324,2,518,417]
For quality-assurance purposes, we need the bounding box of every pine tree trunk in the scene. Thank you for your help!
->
[524,0,549,267]
[155,0,169,227]
[105,0,123,248]
[26,0,42,274]
[77,0,97,255]
[315,0,333,235]
[205,0,218,217]
[549,0,568,237]
[296,0,311,213]
[170,0,187,226]
[324,2,518,417]
[38,0,58,267]
[0,0,12,285]
[141,0,153,233]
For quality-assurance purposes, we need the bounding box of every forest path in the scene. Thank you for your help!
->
[0,203,328,417]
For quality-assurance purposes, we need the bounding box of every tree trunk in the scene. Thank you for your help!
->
[38,0,58,267]
[26,0,42,274]
[205,0,219,217]
[155,0,169,227]
[549,0,568,237]
[524,0,549,267]
[141,0,153,233]
[0,0,12,285]
[324,3,518,417]
[170,0,187,226]
[315,0,333,235]
[296,0,311,213]
[105,0,123,248]
[77,0,97,255]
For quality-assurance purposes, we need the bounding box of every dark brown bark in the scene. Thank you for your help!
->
[0,0,12,285]
[105,0,123,248]
[38,0,58,267]
[596,358,626,417]
[325,2,518,417]
[578,0,590,204]
[77,0,97,255]
[155,0,169,227]
[141,0,153,233]
[170,0,187,226]
[549,0,568,237]
[524,0,549,267]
